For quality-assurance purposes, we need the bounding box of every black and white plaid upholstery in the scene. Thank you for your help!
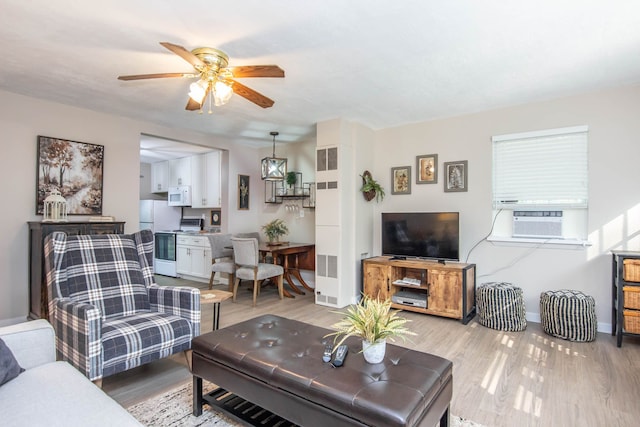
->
[44,230,200,381]
[60,233,150,319]
[476,282,527,331]
[540,289,597,342]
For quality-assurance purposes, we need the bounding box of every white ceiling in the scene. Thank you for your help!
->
[2,1,640,151]
[139,134,213,163]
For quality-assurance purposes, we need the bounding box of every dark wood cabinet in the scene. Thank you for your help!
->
[611,250,640,347]
[27,221,125,320]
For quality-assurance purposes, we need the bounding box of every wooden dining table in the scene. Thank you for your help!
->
[258,242,315,298]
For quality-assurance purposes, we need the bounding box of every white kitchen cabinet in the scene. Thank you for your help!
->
[176,245,191,275]
[176,234,212,281]
[150,161,169,193]
[169,157,192,187]
[191,151,221,208]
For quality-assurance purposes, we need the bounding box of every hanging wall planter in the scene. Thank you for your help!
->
[360,170,385,203]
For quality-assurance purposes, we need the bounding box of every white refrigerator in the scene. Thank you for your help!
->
[139,200,181,232]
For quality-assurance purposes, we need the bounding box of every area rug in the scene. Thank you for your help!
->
[127,381,486,427]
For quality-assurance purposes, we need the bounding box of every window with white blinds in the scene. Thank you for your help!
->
[492,126,588,209]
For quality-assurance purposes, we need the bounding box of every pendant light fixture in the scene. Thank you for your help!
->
[261,131,287,181]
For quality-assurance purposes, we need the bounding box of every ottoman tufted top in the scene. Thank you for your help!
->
[192,314,452,427]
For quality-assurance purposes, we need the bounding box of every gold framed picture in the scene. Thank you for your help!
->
[416,154,438,184]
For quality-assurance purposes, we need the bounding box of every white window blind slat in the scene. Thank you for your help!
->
[492,128,588,208]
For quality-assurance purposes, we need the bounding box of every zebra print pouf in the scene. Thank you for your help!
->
[540,289,597,342]
[476,282,527,331]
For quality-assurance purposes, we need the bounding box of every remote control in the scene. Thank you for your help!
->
[332,344,348,367]
[322,344,333,363]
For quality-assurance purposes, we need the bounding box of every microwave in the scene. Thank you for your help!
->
[168,186,192,206]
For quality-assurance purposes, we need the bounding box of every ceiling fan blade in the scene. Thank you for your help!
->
[228,65,285,78]
[185,97,201,111]
[160,42,206,69]
[118,72,197,81]
[231,81,275,108]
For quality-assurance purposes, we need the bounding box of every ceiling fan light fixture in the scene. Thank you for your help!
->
[261,131,287,181]
[118,42,284,111]
[188,79,208,103]
[213,80,233,106]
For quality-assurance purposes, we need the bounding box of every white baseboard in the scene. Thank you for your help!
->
[176,274,210,284]
[0,316,29,328]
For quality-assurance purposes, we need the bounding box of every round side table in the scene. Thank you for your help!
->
[200,290,233,331]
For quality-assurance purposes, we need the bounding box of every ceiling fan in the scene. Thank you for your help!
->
[118,42,284,111]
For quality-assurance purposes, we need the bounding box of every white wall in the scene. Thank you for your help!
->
[4,83,638,330]
[0,89,261,324]
[256,137,317,243]
[370,84,640,331]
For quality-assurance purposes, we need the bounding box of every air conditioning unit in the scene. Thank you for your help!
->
[512,211,563,239]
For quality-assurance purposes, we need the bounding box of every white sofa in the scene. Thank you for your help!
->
[0,320,141,426]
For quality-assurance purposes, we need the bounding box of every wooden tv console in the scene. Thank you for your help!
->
[362,256,476,324]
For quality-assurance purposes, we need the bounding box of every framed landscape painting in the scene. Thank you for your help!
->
[36,136,104,215]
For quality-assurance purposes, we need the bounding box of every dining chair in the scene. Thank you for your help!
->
[234,232,260,240]
[234,231,273,263]
[207,233,236,291]
[231,237,284,306]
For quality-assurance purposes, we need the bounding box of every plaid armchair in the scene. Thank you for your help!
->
[43,230,200,381]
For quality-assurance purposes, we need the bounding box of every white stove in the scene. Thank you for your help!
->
[154,218,202,277]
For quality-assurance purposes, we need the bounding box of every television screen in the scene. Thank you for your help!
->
[381,212,459,261]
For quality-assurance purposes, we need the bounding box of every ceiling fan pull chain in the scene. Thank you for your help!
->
[208,85,213,114]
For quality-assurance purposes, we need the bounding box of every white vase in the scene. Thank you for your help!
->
[362,339,386,364]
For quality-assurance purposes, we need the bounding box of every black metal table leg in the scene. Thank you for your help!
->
[193,375,203,416]
[213,302,221,330]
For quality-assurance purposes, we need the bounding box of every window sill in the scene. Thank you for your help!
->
[487,236,592,247]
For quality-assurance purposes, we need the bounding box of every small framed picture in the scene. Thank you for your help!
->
[444,160,468,192]
[391,166,411,195]
[238,174,250,210]
[416,154,438,184]
[210,209,221,226]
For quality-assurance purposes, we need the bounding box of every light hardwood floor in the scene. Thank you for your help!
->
[103,276,640,427]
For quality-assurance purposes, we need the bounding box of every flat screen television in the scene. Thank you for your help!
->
[381,212,459,261]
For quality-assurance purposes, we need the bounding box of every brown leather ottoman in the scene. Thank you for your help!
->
[191,314,453,427]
